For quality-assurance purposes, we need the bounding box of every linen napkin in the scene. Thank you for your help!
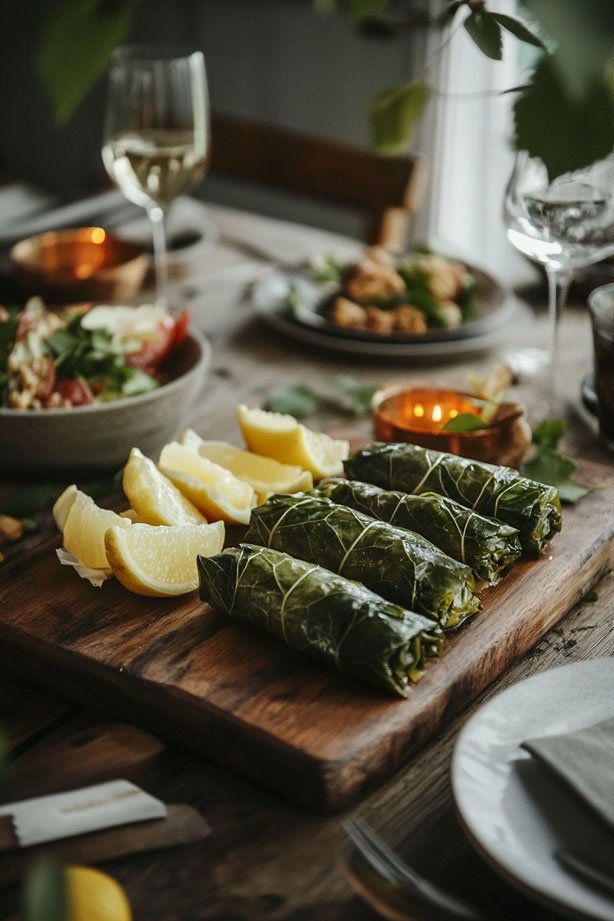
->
[521,715,614,830]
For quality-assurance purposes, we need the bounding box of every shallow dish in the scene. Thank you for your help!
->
[0,328,211,475]
[452,658,614,921]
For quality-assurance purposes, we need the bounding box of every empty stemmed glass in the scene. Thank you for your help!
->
[503,151,614,415]
[102,46,210,307]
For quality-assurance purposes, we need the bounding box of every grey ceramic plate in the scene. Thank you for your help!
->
[0,328,211,475]
[452,658,614,921]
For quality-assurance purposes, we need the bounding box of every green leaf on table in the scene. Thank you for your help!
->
[514,57,614,179]
[38,0,132,125]
[521,418,594,504]
[263,385,321,419]
[21,858,67,921]
[581,590,598,603]
[371,81,432,152]
[463,9,503,61]
[442,413,487,433]
[333,375,377,415]
[490,13,545,51]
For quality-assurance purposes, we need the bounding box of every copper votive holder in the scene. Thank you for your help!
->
[373,387,529,467]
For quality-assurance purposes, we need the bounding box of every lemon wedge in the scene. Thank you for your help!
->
[179,430,313,502]
[66,865,132,921]
[105,521,224,596]
[159,441,255,524]
[53,484,78,532]
[237,405,350,479]
[63,490,131,569]
[123,447,205,526]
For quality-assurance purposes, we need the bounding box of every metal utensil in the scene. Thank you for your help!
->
[343,817,486,921]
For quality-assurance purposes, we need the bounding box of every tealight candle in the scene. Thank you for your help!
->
[373,387,530,467]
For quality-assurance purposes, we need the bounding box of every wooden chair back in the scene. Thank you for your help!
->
[210,112,426,247]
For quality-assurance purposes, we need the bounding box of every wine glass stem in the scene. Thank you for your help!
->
[545,264,573,412]
[149,205,169,307]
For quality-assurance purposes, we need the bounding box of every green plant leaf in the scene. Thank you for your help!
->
[333,375,377,415]
[463,9,503,61]
[21,858,67,921]
[371,81,432,152]
[581,590,598,603]
[514,57,614,178]
[38,0,132,125]
[263,385,320,418]
[442,413,487,432]
[490,13,545,50]
[521,417,594,503]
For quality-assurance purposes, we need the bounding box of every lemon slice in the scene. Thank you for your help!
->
[53,484,78,532]
[123,447,205,526]
[159,442,255,524]
[66,864,132,921]
[179,430,313,501]
[105,521,224,596]
[63,490,131,569]
[237,405,350,479]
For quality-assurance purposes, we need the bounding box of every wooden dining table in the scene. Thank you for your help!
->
[0,200,612,921]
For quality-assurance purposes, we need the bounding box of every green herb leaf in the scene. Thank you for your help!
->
[490,13,545,50]
[263,385,321,418]
[581,590,598,603]
[21,858,67,921]
[371,81,432,152]
[521,417,593,503]
[307,254,344,284]
[20,518,39,534]
[333,375,377,415]
[463,9,503,61]
[442,413,488,433]
[38,0,131,125]
[514,57,614,179]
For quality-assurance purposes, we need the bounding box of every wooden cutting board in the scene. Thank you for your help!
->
[0,458,612,813]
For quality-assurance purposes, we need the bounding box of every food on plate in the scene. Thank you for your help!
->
[123,447,206,526]
[310,479,522,585]
[158,442,255,525]
[105,521,224,597]
[179,430,313,502]
[301,246,475,337]
[61,488,131,569]
[345,442,562,553]
[198,543,444,697]
[245,494,479,628]
[0,298,189,409]
[237,404,349,479]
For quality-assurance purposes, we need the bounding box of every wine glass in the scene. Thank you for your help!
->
[102,46,210,307]
[503,151,614,414]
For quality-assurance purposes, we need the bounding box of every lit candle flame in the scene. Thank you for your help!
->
[414,403,425,418]
[432,404,443,423]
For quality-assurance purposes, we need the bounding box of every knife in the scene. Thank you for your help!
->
[0,780,167,851]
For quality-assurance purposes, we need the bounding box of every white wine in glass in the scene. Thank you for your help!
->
[102,47,210,307]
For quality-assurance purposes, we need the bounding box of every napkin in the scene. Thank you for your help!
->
[522,715,614,830]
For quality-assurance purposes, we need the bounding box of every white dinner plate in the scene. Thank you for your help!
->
[452,658,614,921]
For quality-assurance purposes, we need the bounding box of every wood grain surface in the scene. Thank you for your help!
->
[0,459,612,813]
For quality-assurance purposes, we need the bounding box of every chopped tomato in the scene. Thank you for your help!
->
[54,378,96,406]
[125,309,190,373]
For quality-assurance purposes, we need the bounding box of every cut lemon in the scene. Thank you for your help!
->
[123,447,205,526]
[179,430,313,501]
[53,484,78,532]
[105,521,224,596]
[159,442,255,524]
[66,865,132,921]
[63,490,131,569]
[237,405,350,479]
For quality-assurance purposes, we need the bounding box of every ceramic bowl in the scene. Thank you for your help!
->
[10,227,149,303]
[0,328,211,476]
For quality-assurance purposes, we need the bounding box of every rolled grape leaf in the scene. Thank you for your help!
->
[311,479,522,585]
[245,494,478,629]
[344,442,562,554]
[198,544,444,698]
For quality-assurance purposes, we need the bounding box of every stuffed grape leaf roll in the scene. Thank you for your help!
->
[198,543,444,697]
[344,442,561,554]
[310,479,522,584]
[244,494,479,628]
